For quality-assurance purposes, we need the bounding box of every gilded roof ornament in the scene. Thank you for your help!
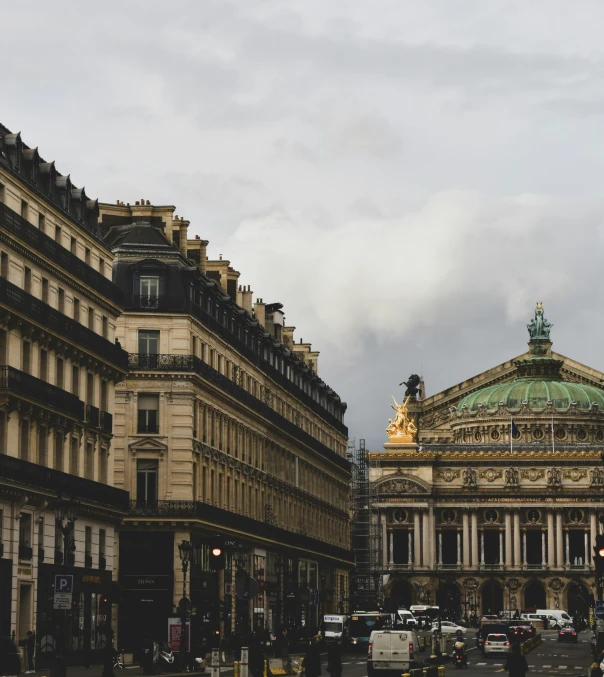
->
[386,395,417,442]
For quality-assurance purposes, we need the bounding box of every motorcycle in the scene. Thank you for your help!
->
[158,641,175,670]
[453,647,467,669]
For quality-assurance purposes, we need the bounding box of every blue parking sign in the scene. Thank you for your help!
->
[55,574,73,594]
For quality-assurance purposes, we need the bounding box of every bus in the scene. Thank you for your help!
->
[346,612,391,650]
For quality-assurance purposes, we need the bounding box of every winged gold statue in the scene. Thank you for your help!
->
[386,395,417,442]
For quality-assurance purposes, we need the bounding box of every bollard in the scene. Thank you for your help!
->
[438,667,445,677]
[211,648,220,677]
[234,661,241,677]
[241,647,249,677]
[264,659,269,677]
[402,672,411,677]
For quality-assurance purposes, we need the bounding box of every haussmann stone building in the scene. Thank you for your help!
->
[97,199,352,651]
[369,303,604,620]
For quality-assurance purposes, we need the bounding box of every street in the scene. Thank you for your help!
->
[338,631,594,677]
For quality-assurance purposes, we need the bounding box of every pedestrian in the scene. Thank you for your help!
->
[303,634,322,677]
[248,633,265,677]
[326,641,342,677]
[21,630,35,674]
[590,662,603,677]
[505,643,528,677]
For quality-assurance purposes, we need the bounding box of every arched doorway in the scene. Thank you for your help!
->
[437,580,461,618]
[481,580,504,615]
[567,582,591,618]
[386,577,413,610]
[524,580,546,610]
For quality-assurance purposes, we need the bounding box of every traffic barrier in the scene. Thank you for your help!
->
[438,667,445,677]
[234,661,240,677]
[241,647,249,677]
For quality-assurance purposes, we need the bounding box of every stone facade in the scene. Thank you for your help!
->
[99,201,352,650]
[0,125,129,667]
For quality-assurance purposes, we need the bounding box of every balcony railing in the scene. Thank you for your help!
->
[19,544,32,560]
[0,454,129,511]
[128,353,349,471]
[0,276,127,371]
[86,405,100,428]
[137,423,159,434]
[0,365,84,420]
[129,500,353,564]
[125,295,347,435]
[0,202,123,305]
[100,411,113,434]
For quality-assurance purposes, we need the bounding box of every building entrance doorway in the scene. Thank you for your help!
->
[567,582,591,618]
[481,580,503,615]
[18,583,32,640]
[387,577,412,610]
[524,580,546,610]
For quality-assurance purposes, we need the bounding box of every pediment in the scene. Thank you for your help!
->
[129,437,168,455]
[376,475,430,495]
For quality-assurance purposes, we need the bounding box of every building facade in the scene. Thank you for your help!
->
[0,126,129,666]
[98,201,352,651]
[369,304,604,619]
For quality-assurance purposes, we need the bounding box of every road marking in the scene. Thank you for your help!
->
[543,665,551,668]
[476,662,486,666]
[559,666,567,669]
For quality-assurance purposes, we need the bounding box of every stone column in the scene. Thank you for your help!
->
[585,530,589,568]
[389,530,394,565]
[471,512,478,568]
[438,530,443,566]
[541,530,546,567]
[423,511,430,569]
[462,511,470,568]
[547,511,555,568]
[522,530,527,567]
[480,530,485,566]
[499,530,504,567]
[565,530,570,568]
[513,512,521,568]
[505,512,513,567]
[556,512,563,568]
[408,530,413,566]
[591,512,598,570]
[381,514,388,569]
[414,510,422,567]
[457,530,462,567]
[428,504,436,569]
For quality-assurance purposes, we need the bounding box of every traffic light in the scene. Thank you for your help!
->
[593,534,604,575]
[210,538,225,570]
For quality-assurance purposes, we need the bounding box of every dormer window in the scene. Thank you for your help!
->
[140,276,159,308]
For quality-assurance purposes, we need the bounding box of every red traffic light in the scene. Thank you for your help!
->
[212,547,222,557]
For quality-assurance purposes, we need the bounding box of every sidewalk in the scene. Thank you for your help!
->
[29,668,232,677]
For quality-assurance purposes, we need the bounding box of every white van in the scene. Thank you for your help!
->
[396,609,418,627]
[323,614,347,642]
[520,611,569,629]
[536,610,573,627]
[368,629,421,677]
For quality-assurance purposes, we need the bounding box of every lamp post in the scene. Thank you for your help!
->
[54,498,78,677]
[274,557,283,631]
[178,540,194,673]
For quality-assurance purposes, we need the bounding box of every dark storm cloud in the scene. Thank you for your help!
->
[3,0,604,447]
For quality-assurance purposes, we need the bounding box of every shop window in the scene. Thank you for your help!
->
[19,512,32,560]
[137,459,158,503]
[138,394,159,433]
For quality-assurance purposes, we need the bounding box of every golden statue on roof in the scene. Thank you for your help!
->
[386,395,417,442]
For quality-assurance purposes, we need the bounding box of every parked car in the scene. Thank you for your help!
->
[483,633,511,657]
[558,627,578,643]
[0,636,21,676]
[432,621,467,635]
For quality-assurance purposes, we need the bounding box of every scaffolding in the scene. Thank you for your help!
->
[349,439,382,610]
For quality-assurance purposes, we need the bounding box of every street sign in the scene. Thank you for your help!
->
[595,601,604,621]
[54,574,74,610]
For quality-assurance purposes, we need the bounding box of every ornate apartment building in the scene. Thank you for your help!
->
[0,126,129,668]
[98,201,352,651]
[369,304,604,619]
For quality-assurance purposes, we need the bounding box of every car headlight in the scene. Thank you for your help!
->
[352,639,357,644]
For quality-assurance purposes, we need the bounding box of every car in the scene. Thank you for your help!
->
[368,629,421,677]
[432,621,467,635]
[0,636,21,676]
[483,633,511,657]
[507,625,528,642]
[558,627,578,643]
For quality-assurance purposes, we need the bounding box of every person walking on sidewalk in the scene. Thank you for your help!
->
[326,641,342,677]
[22,630,35,674]
[303,635,322,677]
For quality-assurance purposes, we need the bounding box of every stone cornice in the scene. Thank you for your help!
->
[370,449,603,460]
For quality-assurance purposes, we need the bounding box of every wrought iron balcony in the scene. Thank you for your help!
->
[0,365,85,420]
[100,410,113,434]
[128,353,349,470]
[0,454,129,511]
[0,276,127,371]
[86,405,100,428]
[0,202,123,304]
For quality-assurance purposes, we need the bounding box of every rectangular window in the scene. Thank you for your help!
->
[140,276,159,308]
[0,183,4,202]
[102,316,108,339]
[54,433,64,471]
[0,252,7,279]
[38,428,47,466]
[37,516,44,560]
[58,288,65,313]
[99,528,106,568]
[21,200,28,220]
[85,526,92,567]
[85,443,94,480]
[138,394,159,433]
[38,213,45,233]
[20,420,29,461]
[136,459,158,503]
[88,307,94,330]
[99,258,105,276]
[72,366,80,396]
[40,350,48,381]
[55,226,62,245]
[70,237,77,255]
[24,267,31,294]
[70,438,79,474]
[22,341,30,374]
[85,247,91,265]
[73,298,80,323]
[100,381,108,411]
[42,278,49,304]
[56,358,64,389]
[99,447,108,484]
[19,512,32,560]
[86,372,94,405]
[138,330,159,355]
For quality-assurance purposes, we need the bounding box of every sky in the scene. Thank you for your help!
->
[4,0,604,449]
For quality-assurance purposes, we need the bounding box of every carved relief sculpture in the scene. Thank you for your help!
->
[435,469,461,482]
[590,467,604,486]
[520,468,545,481]
[479,468,502,482]
[462,467,477,488]
[562,468,587,482]
[547,467,562,487]
[505,467,519,487]
[386,395,418,443]
[379,477,429,495]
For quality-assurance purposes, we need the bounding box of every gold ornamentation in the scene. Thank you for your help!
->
[520,468,545,481]
[386,395,417,442]
[435,469,460,482]
[562,468,587,482]
[378,477,429,495]
[479,468,503,482]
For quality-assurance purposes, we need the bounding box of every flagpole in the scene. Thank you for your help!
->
[552,416,555,453]
[510,417,513,453]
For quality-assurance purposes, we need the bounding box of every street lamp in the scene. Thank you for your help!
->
[178,540,194,672]
[54,498,78,677]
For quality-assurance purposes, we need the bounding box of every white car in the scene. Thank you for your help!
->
[483,633,511,657]
[431,621,467,635]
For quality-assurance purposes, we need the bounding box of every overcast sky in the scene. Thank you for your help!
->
[4,1,604,449]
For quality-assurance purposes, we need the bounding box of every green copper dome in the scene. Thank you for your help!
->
[459,379,604,412]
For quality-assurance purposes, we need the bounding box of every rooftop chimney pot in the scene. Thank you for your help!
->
[146,200,150,205]
[135,201,140,206]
